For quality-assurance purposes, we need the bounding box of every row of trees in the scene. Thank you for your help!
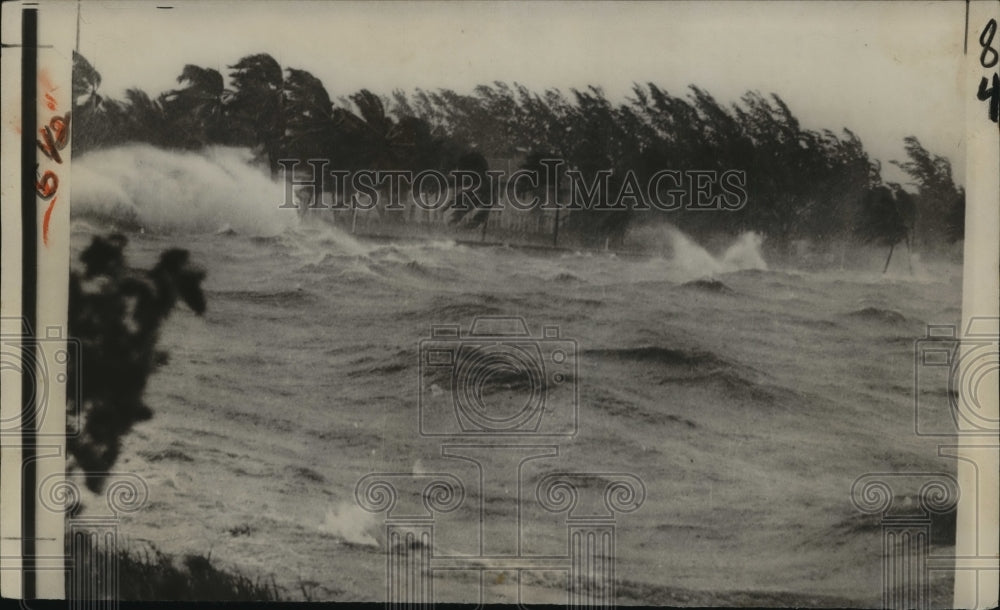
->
[72,52,965,257]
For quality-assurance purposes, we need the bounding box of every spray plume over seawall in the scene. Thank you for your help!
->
[73,145,296,236]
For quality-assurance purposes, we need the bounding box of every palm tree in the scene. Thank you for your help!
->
[226,54,285,175]
[891,136,965,248]
[282,68,337,160]
[342,90,455,228]
[346,89,443,173]
[448,150,493,239]
[161,65,225,148]
[858,184,914,273]
[122,88,169,147]
[72,51,102,110]
[72,52,123,154]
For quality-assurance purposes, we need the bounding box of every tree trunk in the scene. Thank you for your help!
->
[906,235,914,274]
[552,209,560,247]
[480,212,489,242]
[882,243,895,273]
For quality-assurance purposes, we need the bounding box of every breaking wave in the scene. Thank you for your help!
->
[72,145,296,236]
[665,227,767,278]
[628,225,768,281]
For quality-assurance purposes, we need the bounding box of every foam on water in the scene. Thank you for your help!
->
[73,145,297,236]
[286,223,375,262]
[320,501,380,547]
[70,216,962,603]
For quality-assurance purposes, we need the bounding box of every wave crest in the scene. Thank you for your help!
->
[72,145,297,236]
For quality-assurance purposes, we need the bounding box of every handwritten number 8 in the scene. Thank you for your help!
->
[981,19,998,69]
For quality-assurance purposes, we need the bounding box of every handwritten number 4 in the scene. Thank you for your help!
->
[977,74,999,124]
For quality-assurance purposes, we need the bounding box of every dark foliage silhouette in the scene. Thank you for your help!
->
[890,136,965,248]
[857,184,916,273]
[67,235,207,493]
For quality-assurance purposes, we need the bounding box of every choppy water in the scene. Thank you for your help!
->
[69,145,963,605]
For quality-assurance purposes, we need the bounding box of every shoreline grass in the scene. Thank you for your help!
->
[68,538,282,601]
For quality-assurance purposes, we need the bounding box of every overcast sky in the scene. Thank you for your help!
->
[74,0,967,184]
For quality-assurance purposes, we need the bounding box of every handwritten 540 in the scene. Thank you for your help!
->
[36,107,71,246]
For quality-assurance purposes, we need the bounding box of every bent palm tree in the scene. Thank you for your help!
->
[858,184,914,273]
[161,65,225,148]
[72,52,127,153]
[282,68,337,160]
[122,88,169,146]
[226,54,285,175]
